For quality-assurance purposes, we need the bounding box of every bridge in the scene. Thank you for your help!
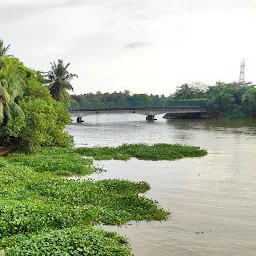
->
[70,106,212,122]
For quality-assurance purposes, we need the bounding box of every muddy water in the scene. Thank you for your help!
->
[66,114,256,256]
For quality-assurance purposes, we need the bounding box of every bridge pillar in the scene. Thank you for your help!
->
[77,117,84,123]
[146,115,157,121]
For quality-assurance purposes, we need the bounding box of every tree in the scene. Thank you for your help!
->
[0,39,12,72]
[0,40,10,59]
[0,79,24,126]
[210,92,235,110]
[242,88,256,114]
[191,82,208,92]
[19,99,73,152]
[0,45,25,143]
[0,52,73,152]
[173,84,195,100]
[45,59,78,102]
[190,82,208,99]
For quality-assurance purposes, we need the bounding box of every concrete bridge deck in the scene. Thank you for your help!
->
[70,106,209,122]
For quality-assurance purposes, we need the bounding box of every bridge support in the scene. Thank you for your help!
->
[77,117,84,123]
[146,115,157,121]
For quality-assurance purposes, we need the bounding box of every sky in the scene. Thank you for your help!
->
[0,0,255,95]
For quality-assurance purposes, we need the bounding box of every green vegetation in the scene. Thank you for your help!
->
[70,81,256,118]
[69,83,209,109]
[45,59,78,102]
[242,87,256,114]
[0,40,73,153]
[9,148,94,176]
[0,143,207,254]
[76,143,207,161]
[206,82,254,118]
[166,99,207,107]
[0,38,211,255]
[2,228,131,256]
[70,90,170,109]
[0,146,181,255]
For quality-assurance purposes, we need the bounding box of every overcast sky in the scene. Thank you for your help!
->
[0,0,255,95]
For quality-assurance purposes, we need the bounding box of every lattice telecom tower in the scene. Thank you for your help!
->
[239,59,245,85]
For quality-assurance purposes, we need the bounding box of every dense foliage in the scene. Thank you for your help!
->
[3,228,131,256]
[9,148,94,176]
[69,83,209,109]
[70,82,256,118]
[0,40,73,151]
[76,143,207,161]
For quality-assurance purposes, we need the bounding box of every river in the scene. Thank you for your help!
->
[66,114,256,256]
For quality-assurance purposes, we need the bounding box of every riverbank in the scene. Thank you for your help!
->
[0,144,207,255]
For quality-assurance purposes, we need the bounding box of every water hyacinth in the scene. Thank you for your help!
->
[76,143,207,161]
[2,228,132,256]
[0,144,207,255]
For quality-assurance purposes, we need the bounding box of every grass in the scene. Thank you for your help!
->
[76,143,207,161]
[0,143,207,255]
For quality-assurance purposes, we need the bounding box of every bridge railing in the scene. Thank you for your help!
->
[69,106,209,112]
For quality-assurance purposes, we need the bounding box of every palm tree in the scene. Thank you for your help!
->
[0,80,10,125]
[0,40,24,127]
[174,84,192,100]
[0,78,25,152]
[46,59,78,101]
[0,40,11,125]
[0,39,10,73]
[0,39,10,58]
[0,79,24,126]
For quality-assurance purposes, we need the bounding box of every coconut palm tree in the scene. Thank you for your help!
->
[0,39,11,71]
[46,59,78,101]
[0,80,10,125]
[0,39,10,58]
[0,77,25,152]
[0,40,11,125]
[0,79,24,126]
[0,40,24,127]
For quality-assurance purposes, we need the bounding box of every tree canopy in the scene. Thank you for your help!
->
[0,40,73,152]
[45,59,78,102]
[243,88,256,114]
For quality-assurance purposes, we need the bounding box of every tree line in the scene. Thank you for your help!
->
[70,82,256,117]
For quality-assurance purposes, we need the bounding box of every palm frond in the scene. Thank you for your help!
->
[0,77,24,128]
[45,59,77,101]
[0,101,4,125]
[0,81,11,104]
[0,39,11,58]
[64,63,71,70]
[9,101,25,118]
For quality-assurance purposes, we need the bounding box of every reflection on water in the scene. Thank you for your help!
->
[168,119,256,135]
[66,114,256,256]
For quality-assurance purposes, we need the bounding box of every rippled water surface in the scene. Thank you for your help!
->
[66,114,256,256]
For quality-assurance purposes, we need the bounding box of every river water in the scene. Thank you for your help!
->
[66,114,256,256]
